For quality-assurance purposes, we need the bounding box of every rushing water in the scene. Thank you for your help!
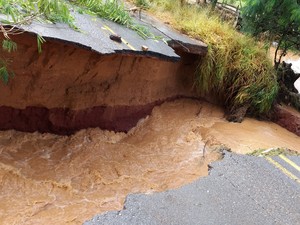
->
[1,99,300,225]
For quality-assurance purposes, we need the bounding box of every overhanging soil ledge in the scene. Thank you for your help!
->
[0,32,201,134]
[1,32,300,137]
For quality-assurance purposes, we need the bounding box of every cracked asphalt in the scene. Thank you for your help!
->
[84,152,300,225]
[1,8,206,61]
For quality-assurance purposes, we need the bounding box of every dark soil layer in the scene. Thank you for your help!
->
[0,97,184,135]
[273,105,300,136]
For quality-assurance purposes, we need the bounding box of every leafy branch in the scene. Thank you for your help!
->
[0,59,14,84]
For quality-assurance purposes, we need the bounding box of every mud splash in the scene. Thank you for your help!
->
[1,99,300,225]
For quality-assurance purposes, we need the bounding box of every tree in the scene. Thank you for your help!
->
[242,0,300,69]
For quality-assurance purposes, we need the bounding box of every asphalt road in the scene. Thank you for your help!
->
[84,152,300,225]
[1,8,206,61]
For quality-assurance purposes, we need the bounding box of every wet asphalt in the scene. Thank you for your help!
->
[84,152,300,225]
[0,8,206,61]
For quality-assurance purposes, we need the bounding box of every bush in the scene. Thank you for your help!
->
[147,1,278,115]
[135,0,150,8]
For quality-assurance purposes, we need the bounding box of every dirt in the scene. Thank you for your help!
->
[0,34,196,110]
[273,104,300,136]
[0,33,202,134]
[1,99,300,225]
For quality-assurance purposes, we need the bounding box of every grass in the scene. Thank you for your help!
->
[78,0,154,39]
[0,0,153,38]
[135,0,150,8]
[144,0,278,115]
[248,148,300,157]
[0,58,14,84]
[0,39,16,84]
[0,0,74,26]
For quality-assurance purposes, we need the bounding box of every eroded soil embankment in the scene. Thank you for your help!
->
[0,33,199,134]
[0,97,179,134]
[1,33,300,137]
[273,105,300,136]
[1,99,300,225]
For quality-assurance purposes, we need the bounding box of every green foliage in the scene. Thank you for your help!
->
[0,60,14,84]
[1,40,16,83]
[148,0,179,10]
[74,0,154,39]
[248,148,300,156]
[242,0,300,68]
[37,0,73,24]
[0,0,74,26]
[147,0,278,115]
[135,0,150,8]
[0,0,154,39]
[2,39,17,52]
[0,66,10,84]
[76,0,132,25]
[37,34,46,53]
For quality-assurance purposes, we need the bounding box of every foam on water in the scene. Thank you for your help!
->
[285,59,300,93]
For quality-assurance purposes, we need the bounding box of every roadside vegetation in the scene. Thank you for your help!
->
[242,0,300,70]
[242,0,300,112]
[142,0,278,117]
[0,0,152,37]
[248,148,300,157]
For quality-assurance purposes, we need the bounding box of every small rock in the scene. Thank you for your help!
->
[141,45,149,51]
[130,7,139,13]
[110,34,122,43]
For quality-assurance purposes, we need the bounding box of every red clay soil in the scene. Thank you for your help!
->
[1,33,300,136]
[0,33,200,134]
[273,105,300,136]
[0,97,188,135]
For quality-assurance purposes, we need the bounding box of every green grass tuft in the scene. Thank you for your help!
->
[135,0,150,9]
[248,148,300,157]
[0,59,14,84]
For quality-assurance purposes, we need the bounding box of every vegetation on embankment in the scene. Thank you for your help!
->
[138,0,278,116]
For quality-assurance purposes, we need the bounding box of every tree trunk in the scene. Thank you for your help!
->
[274,40,281,70]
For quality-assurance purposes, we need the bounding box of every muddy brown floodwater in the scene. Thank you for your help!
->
[1,99,300,225]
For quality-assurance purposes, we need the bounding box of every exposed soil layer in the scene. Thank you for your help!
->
[0,34,197,110]
[0,33,202,134]
[0,97,184,135]
[273,104,300,136]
